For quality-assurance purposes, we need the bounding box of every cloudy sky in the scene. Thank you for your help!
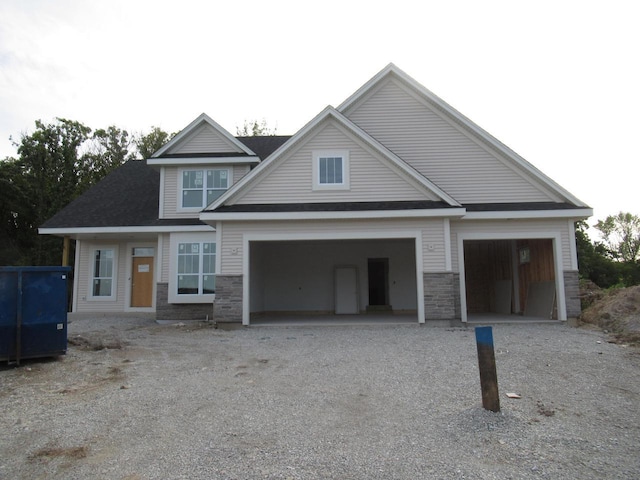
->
[1,0,638,227]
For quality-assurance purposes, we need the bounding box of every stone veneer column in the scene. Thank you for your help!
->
[213,275,243,323]
[563,270,581,319]
[423,272,460,321]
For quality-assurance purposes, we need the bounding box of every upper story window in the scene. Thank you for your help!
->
[313,151,350,190]
[319,156,343,185]
[181,168,230,209]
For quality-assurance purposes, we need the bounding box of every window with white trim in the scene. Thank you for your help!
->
[181,168,229,208]
[177,241,216,295]
[313,151,349,190]
[91,248,115,298]
[319,156,343,184]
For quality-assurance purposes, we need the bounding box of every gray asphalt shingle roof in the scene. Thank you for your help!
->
[41,135,580,230]
[41,136,291,229]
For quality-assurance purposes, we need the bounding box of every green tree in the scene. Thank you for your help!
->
[595,212,640,263]
[80,125,133,191]
[12,118,92,264]
[236,119,278,136]
[134,126,172,159]
[575,220,621,288]
[0,158,34,264]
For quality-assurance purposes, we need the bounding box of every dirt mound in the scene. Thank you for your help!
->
[580,284,640,345]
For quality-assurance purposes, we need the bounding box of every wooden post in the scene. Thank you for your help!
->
[475,326,500,412]
[62,236,70,266]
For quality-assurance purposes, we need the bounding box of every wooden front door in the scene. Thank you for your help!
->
[131,257,154,307]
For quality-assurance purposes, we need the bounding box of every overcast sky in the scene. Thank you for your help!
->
[1,0,638,227]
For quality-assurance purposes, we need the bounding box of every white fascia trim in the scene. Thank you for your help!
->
[201,208,466,222]
[147,157,259,166]
[462,208,593,220]
[568,219,578,270]
[39,225,215,235]
[152,113,256,158]
[443,218,452,271]
[158,168,165,218]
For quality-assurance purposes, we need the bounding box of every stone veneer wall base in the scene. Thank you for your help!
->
[563,270,581,320]
[423,272,460,322]
[213,275,243,323]
[156,283,213,321]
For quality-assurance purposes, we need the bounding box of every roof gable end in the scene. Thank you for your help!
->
[204,106,459,212]
[152,113,256,158]
[339,64,588,207]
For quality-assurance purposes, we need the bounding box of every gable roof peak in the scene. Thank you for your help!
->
[152,112,256,158]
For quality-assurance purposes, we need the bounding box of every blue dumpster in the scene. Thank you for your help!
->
[0,266,71,364]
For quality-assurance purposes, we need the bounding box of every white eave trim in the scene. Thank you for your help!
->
[462,208,593,220]
[147,156,259,166]
[39,224,215,235]
[200,208,466,222]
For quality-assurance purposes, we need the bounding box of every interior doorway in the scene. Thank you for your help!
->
[368,258,389,307]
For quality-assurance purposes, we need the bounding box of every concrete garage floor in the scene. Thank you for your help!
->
[250,312,558,327]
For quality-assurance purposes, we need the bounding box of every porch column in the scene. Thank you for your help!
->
[62,236,70,266]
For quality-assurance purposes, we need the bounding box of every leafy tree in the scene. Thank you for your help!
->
[80,126,133,191]
[595,212,640,263]
[0,159,34,264]
[10,118,92,264]
[236,119,278,136]
[575,220,621,288]
[134,126,172,159]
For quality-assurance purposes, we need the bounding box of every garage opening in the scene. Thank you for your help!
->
[463,239,557,321]
[248,238,418,323]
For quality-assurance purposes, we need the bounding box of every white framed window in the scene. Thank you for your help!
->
[89,247,117,300]
[177,242,216,295]
[169,232,217,303]
[313,151,349,190]
[180,168,230,209]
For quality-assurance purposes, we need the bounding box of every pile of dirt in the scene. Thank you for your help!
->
[580,284,640,345]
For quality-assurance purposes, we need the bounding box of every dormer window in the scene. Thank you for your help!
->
[312,150,350,190]
[181,168,230,209]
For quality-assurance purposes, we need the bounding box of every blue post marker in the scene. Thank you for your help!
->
[475,326,500,412]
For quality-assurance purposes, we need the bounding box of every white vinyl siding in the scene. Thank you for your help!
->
[75,241,127,312]
[235,122,438,204]
[169,123,245,155]
[160,233,171,283]
[343,78,562,204]
[233,164,251,184]
[449,218,574,271]
[219,218,446,275]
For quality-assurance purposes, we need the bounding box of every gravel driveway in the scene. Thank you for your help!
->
[1,316,639,479]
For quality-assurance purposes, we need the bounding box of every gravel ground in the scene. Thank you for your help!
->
[1,316,639,480]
